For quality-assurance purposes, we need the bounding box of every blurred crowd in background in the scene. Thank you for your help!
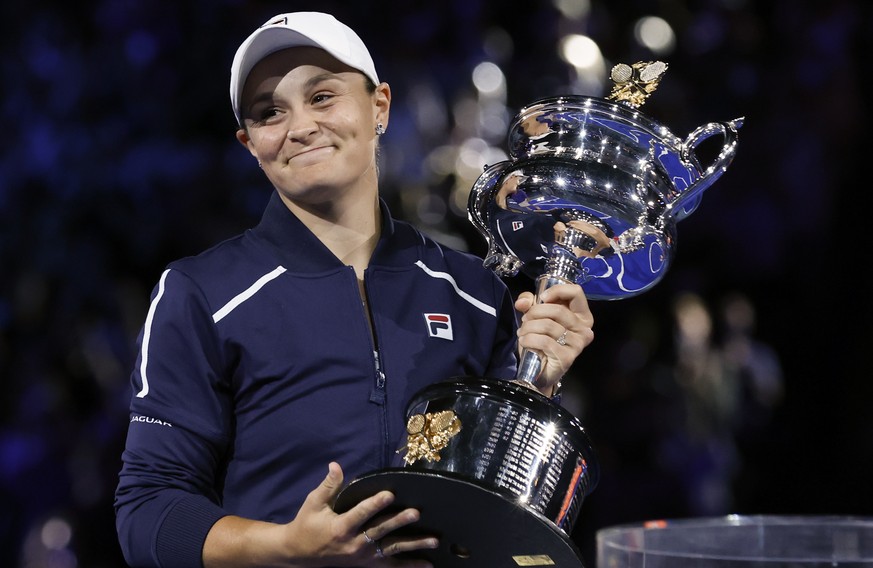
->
[1,0,871,566]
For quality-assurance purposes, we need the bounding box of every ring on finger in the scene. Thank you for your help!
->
[556,330,568,346]
[375,540,385,558]
[362,530,376,545]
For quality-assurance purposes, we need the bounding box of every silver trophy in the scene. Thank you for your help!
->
[336,62,743,567]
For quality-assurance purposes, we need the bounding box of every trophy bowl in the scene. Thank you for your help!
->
[470,93,743,300]
[336,62,742,567]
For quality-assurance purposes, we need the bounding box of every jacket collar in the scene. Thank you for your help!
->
[252,191,417,272]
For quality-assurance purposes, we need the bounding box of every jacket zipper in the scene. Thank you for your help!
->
[369,350,387,404]
[360,268,390,465]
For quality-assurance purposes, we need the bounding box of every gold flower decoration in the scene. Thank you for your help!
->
[606,61,668,108]
[399,410,462,465]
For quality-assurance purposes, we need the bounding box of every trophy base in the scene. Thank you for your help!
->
[334,469,585,567]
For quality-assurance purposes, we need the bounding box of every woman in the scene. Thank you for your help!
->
[115,11,594,568]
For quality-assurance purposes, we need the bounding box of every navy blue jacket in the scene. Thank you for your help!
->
[114,192,520,567]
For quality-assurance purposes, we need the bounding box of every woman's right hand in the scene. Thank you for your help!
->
[203,462,438,567]
[286,461,438,566]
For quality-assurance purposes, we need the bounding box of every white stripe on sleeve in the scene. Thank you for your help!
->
[136,269,170,399]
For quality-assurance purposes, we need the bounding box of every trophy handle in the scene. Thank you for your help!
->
[672,117,744,221]
[467,161,524,277]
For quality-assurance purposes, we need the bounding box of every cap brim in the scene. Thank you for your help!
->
[231,27,327,122]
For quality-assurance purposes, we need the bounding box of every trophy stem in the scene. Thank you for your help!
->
[516,225,586,385]
[516,278,562,384]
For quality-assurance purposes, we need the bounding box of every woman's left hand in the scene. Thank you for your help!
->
[514,283,594,396]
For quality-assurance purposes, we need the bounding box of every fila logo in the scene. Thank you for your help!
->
[424,313,454,341]
[264,16,288,27]
[512,220,524,231]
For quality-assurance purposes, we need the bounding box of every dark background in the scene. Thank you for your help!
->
[2,0,871,566]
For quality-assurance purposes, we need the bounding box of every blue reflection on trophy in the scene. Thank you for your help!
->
[470,61,743,383]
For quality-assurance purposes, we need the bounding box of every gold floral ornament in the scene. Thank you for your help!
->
[606,61,668,108]
[399,410,462,465]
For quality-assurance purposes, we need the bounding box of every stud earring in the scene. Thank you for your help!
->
[375,123,385,136]
[257,160,263,169]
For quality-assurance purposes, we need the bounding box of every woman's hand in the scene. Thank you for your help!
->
[204,462,437,567]
[514,283,594,396]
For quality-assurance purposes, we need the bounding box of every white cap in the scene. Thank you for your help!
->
[229,12,379,124]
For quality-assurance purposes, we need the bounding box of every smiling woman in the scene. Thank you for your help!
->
[113,11,595,568]
[235,47,391,222]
